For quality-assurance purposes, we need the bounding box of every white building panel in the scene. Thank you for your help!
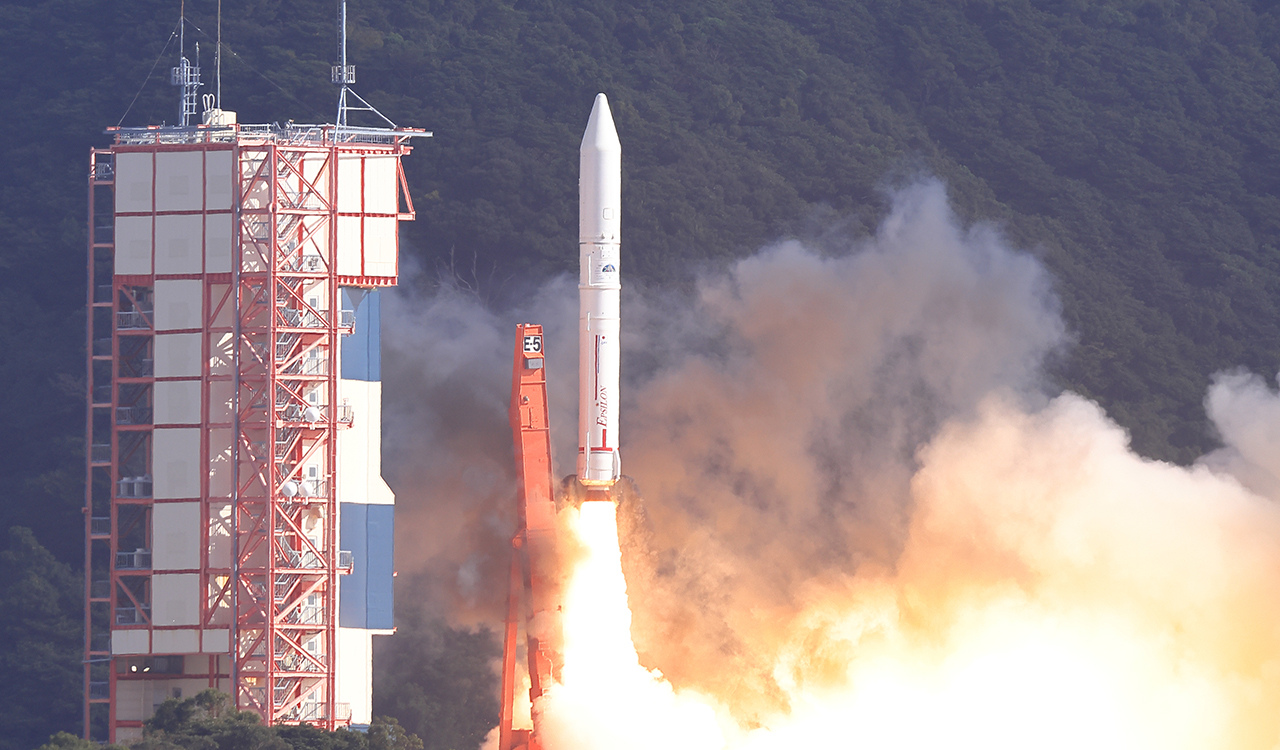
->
[202,628,230,653]
[112,629,149,655]
[337,381,395,505]
[364,217,397,277]
[337,627,374,725]
[115,152,153,213]
[337,155,363,212]
[205,150,234,211]
[364,156,398,214]
[116,727,144,743]
[152,502,200,570]
[115,682,147,723]
[154,333,202,377]
[155,279,203,331]
[152,573,200,626]
[155,214,203,275]
[208,502,232,566]
[117,679,210,723]
[337,216,362,276]
[154,380,201,424]
[153,427,200,499]
[115,215,152,275]
[152,629,199,654]
[155,151,204,213]
[205,213,233,274]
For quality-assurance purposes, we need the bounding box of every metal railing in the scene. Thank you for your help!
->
[90,517,111,536]
[117,310,153,329]
[281,254,326,273]
[292,604,324,625]
[280,308,326,328]
[280,403,352,424]
[285,548,324,569]
[116,549,151,570]
[90,444,111,463]
[114,604,150,625]
[338,550,353,570]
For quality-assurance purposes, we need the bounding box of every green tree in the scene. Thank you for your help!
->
[374,611,499,750]
[0,527,82,750]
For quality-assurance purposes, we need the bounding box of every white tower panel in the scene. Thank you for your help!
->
[156,151,204,212]
[337,156,362,212]
[115,216,152,275]
[154,380,201,424]
[337,217,361,276]
[152,629,199,654]
[153,501,201,570]
[111,629,149,655]
[152,573,200,625]
[364,156,398,213]
[205,213,233,274]
[202,628,230,653]
[364,217,397,277]
[115,152,153,213]
[155,279,203,331]
[152,427,200,499]
[154,333,201,377]
[155,214,203,275]
[205,151,234,211]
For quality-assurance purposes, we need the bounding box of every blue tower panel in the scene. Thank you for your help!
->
[339,502,395,629]
[341,288,381,382]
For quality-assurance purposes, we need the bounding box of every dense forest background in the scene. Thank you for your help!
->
[3,0,1280,746]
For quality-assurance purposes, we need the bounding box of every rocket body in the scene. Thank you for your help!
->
[578,94,622,488]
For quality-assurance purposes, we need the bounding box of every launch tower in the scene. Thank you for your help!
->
[83,97,424,740]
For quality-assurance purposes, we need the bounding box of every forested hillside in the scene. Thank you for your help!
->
[3,0,1280,745]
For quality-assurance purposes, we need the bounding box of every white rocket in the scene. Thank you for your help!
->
[578,93,622,489]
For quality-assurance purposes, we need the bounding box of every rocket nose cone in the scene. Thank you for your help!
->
[581,93,621,152]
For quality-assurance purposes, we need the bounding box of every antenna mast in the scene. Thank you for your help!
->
[171,0,202,126]
[216,0,222,108]
[331,0,396,129]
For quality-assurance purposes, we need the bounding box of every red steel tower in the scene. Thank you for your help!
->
[84,115,424,742]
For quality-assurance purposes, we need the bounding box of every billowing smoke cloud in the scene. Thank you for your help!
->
[616,180,1067,718]
[381,178,1280,747]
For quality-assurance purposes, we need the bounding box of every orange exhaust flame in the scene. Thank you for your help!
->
[532,394,1280,750]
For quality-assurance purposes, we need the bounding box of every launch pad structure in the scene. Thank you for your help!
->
[497,93,624,750]
[500,324,563,750]
[83,116,425,741]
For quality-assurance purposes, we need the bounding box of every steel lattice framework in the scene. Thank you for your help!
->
[233,141,346,726]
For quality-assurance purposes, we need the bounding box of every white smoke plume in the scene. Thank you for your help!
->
[381,179,1280,748]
